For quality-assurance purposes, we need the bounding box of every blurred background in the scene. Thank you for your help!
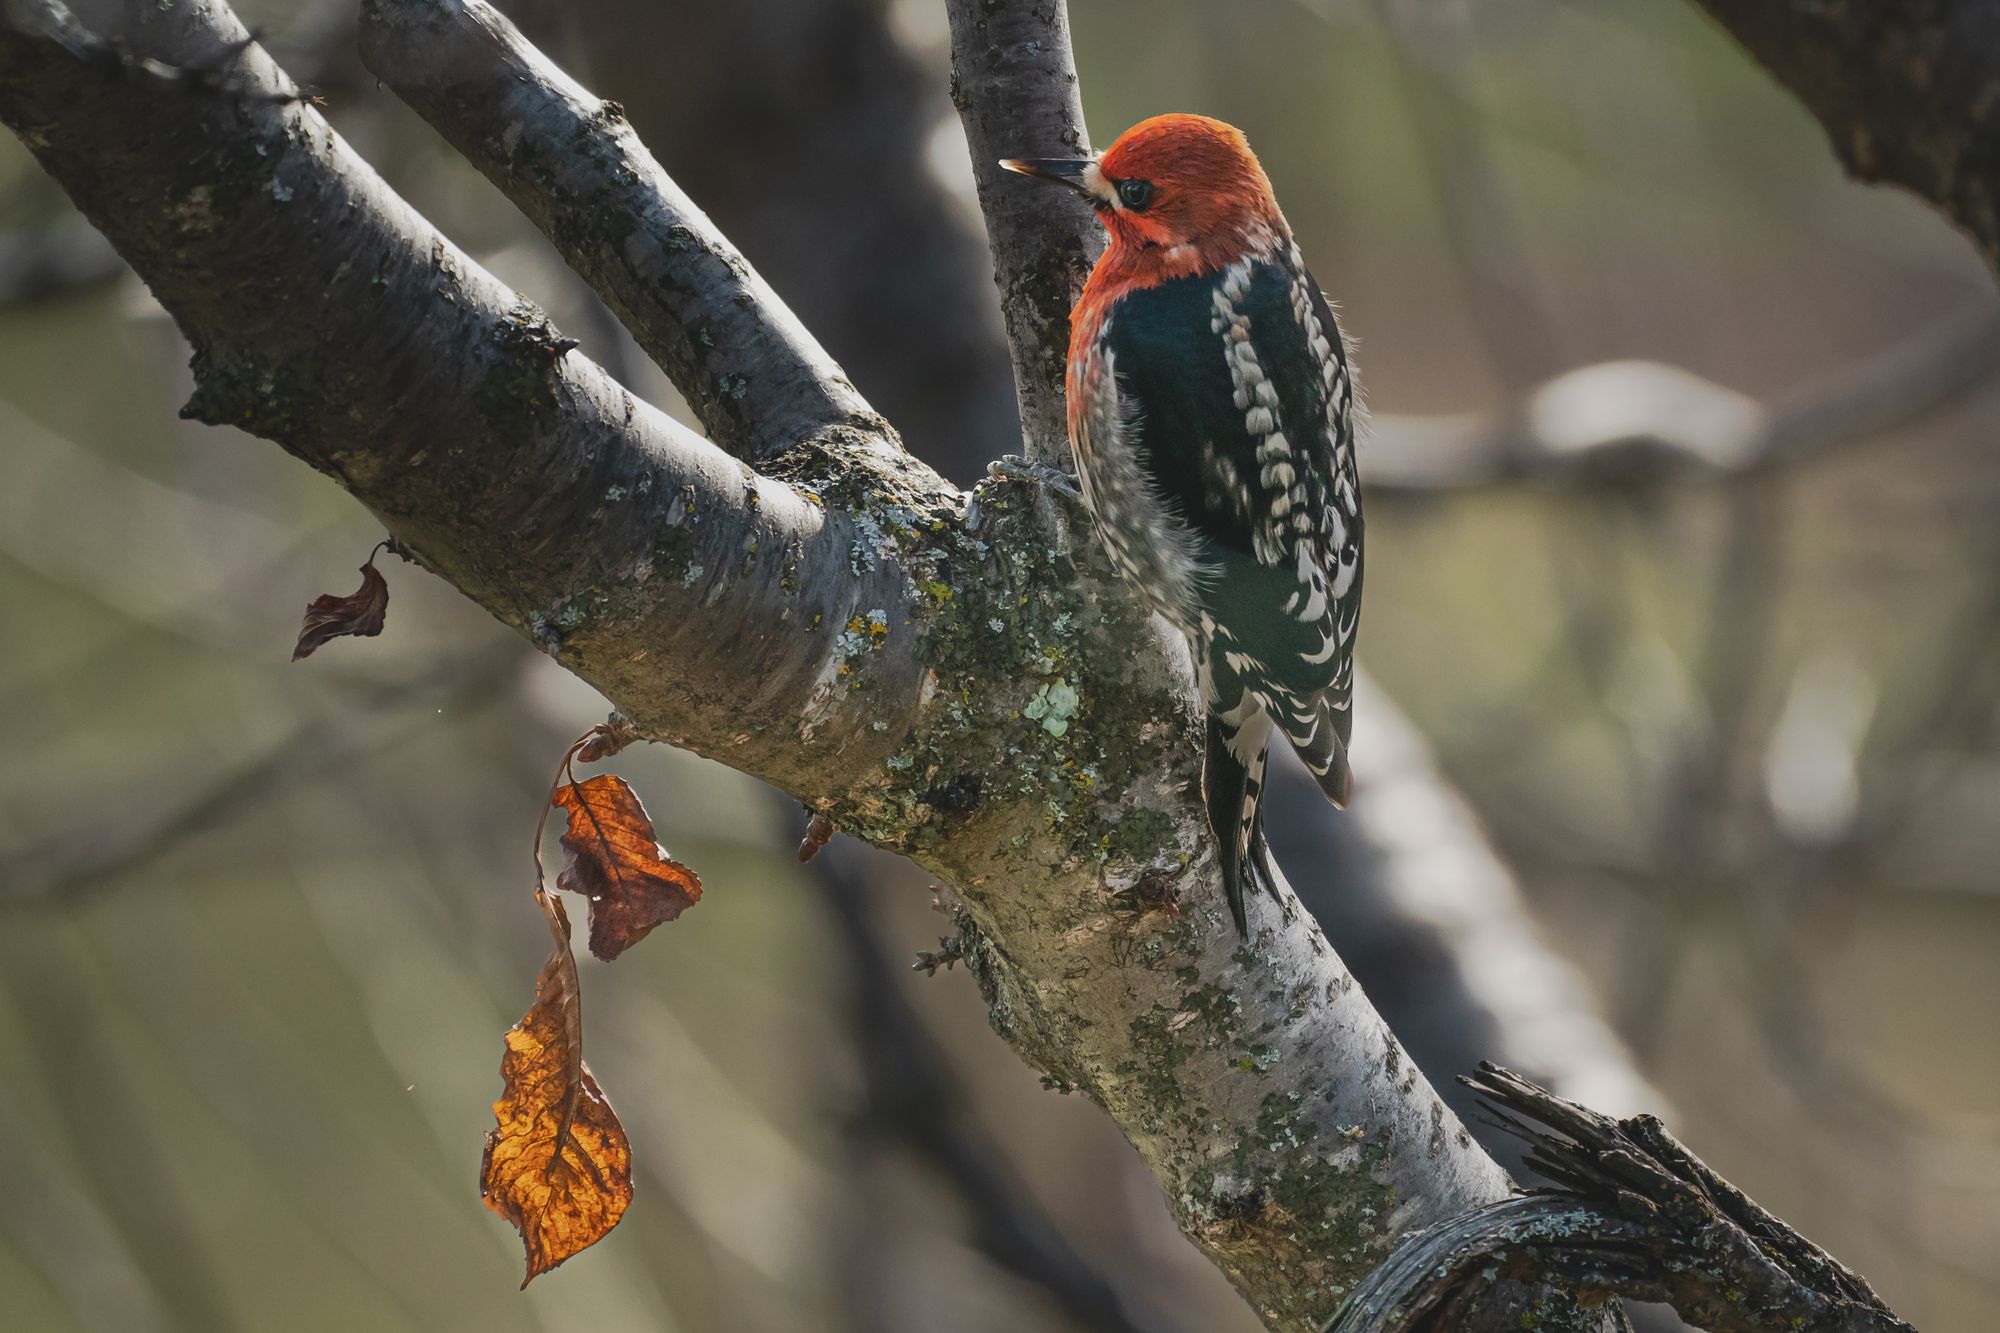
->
[3,1,1997,1330]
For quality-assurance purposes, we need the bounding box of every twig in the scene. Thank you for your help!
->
[909,935,963,976]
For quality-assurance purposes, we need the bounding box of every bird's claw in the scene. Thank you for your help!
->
[986,453,1083,503]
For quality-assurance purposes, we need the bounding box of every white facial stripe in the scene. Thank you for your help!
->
[1083,160,1115,208]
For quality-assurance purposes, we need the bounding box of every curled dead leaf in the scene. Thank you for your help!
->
[554,775,702,961]
[481,892,633,1286]
[293,551,390,660]
[796,811,834,862]
[574,715,637,764]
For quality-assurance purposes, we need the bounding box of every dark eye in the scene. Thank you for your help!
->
[1116,178,1156,210]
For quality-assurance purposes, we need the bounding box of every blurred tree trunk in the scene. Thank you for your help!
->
[1693,0,2000,270]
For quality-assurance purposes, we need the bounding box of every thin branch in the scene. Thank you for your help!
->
[1364,304,2000,494]
[943,0,1098,464]
[355,0,890,465]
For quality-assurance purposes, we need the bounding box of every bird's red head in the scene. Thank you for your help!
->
[1003,114,1285,285]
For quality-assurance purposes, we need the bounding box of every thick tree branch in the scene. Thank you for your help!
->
[0,0,931,789]
[1692,0,2000,271]
[353,0,887,465]
[1327,1066,1914,1333]
[943,0,1098,464]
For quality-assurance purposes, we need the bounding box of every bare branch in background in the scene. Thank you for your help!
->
[0,657,523,906]
[1365,305,2000,495]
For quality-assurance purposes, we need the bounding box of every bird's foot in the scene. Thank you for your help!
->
[985,453,1083,503]
[911,935,964,976]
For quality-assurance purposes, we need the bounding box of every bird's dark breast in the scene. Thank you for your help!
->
[1079,250,1363,713]
[1096,256,1357,575]
[1098,272,1258,555]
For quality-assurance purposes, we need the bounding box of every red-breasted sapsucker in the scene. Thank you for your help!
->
[1004,114,1362,937]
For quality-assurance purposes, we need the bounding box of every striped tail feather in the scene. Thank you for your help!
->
[1278,689,1353,810]
[1203,711,1280,935]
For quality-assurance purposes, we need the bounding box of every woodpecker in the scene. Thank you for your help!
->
[1003,114,1362,937]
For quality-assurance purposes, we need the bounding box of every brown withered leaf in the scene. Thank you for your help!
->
[795,811,834,862]
[554,775,702,961]
[293,557,389,660]
[481,892,633,1286]
[574,715,637,764]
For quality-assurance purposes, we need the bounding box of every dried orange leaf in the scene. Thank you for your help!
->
[293,558,388,660]
[481,894,633,1286]
[554,775,702,961]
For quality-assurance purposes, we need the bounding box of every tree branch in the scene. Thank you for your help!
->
[1269,680,1665,1159]
[1364,303,2000,494]
[354,0,890,465]
[943,0,1099,464]
[1691,0,2000,271]
[1327,1066,1915,1333]
[0,0,938,793]
[1,4,1581,1328]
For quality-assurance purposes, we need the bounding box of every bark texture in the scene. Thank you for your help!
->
[355,0,887,464]
[943,0,1098,464]
[1693,0,2000,268]
[0,2,1532,1327]
[1328,1067,1914,1333]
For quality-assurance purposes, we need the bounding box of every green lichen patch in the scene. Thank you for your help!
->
[848,477,1191,875]
[1179,1096,1405,1322]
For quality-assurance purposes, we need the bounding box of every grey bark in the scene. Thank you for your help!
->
[1328,1067,1914,1333]
[1268,685,1666,1170]
[0,1,1551,1328]
[561,0,1024,480]
[355,0,888,464]
[942,0,1098,465]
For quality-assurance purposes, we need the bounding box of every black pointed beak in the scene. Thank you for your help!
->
[999,157,1094,197]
